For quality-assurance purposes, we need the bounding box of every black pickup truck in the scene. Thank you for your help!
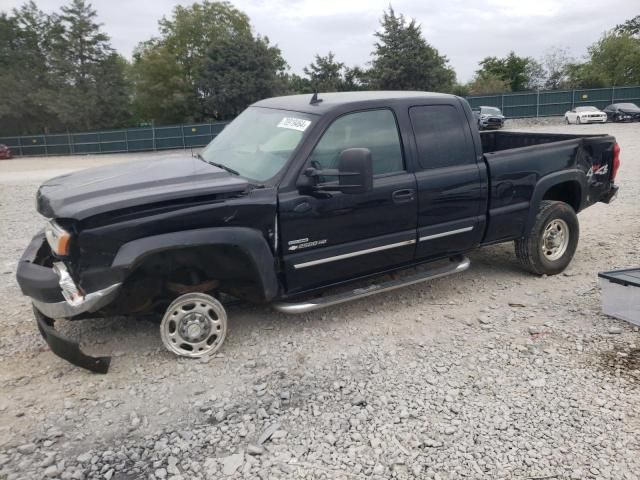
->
[16,91,620,372]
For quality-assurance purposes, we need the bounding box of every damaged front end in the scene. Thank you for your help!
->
[16,232,119,373]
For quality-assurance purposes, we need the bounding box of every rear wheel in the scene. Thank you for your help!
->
[160,292,227,358]
[515,201,579,275]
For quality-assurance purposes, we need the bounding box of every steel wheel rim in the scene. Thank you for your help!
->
[160,295,227,358]
[541,218,570,261]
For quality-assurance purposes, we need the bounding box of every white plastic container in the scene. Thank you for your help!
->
[598,268,640,326]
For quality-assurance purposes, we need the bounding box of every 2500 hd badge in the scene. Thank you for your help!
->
[16,91,620,372]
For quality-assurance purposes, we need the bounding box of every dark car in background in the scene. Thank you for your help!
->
[0,144,12,159]
[472,106,505,130]
[603,103,640,122]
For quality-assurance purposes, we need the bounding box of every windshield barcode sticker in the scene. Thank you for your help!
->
[277,117,311,132]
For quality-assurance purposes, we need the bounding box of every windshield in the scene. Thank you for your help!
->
[618,103,639,109]
[200,107,316,182]
[576,106,598,112]
[481,107,502,115]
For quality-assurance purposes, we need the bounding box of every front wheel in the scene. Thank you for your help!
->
[160,292,228,358]
[514,201,579,275]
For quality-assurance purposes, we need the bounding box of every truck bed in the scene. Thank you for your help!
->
[480,131,608,154]
[479,130,617,245]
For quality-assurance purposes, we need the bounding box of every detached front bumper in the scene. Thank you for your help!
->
[16,233,121,319]
[34,308,111,373]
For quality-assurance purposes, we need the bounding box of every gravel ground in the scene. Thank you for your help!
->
[0,121,639,480]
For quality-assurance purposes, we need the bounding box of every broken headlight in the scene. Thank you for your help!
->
[44,220,71,256]
[53,262,83,305]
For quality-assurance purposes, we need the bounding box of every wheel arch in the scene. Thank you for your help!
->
[112,227,279,303]
[526,171,586,233]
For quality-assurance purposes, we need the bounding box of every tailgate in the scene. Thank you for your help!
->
[582,136,619,205]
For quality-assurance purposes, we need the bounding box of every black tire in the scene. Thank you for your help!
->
[514,200,579,275]
[565,116,570,124]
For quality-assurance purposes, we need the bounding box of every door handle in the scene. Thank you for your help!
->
[293,201,312,213]
[392,189,414,203]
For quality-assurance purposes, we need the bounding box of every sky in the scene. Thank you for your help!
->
[1,0,637,81]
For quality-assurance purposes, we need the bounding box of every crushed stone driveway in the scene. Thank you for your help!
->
[0,120,639,480]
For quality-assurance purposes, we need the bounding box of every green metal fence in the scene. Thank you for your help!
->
[3,85,640,157]
[0,121,228,157]
[466,85,640,118]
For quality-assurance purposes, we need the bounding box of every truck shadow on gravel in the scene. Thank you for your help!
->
[596,347,640,386]
[53,244,521,366]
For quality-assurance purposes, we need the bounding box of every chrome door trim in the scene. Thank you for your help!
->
[293,239,416,269]
[419,226,473,242]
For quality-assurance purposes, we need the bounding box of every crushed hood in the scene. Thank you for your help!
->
[37,153,249,220]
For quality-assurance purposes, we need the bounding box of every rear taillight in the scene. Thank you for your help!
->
[612,143,621,181]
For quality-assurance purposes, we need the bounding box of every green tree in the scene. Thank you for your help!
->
[0,2,62,134]
[451,83,470,97]
[565,62,607,88]
[584,32,640,86]
[289,53,369,94]
[48,0,132,130]
[467,73,511,95]
[566,32,640,88]
[198,32,287,119]
[541,47,574,89]
[476,52,537,91]
[525,59,545,90]
[132,1,251,122]
[284,73,313,94]
[303,52,345,92]
[132,44,193,124]
[615,15,640,37]
[0,0,131,134]
[369,7,455,92]
[94,54,133,128]
[343,66,369,91]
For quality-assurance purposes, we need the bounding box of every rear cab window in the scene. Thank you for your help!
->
[409,105,475,170]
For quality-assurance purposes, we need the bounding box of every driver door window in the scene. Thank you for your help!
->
[309,109,404,175]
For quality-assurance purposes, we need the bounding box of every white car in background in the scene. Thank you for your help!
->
[564,106,607,124]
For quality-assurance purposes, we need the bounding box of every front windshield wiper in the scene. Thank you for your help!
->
[196,153,240,176]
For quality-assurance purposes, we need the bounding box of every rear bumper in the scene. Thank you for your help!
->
[601,185,619,204]
[16,233,121,319]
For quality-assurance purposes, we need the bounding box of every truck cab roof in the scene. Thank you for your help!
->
[252,91,459,115]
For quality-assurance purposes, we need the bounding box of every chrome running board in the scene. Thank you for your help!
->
[273,256,470,314]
